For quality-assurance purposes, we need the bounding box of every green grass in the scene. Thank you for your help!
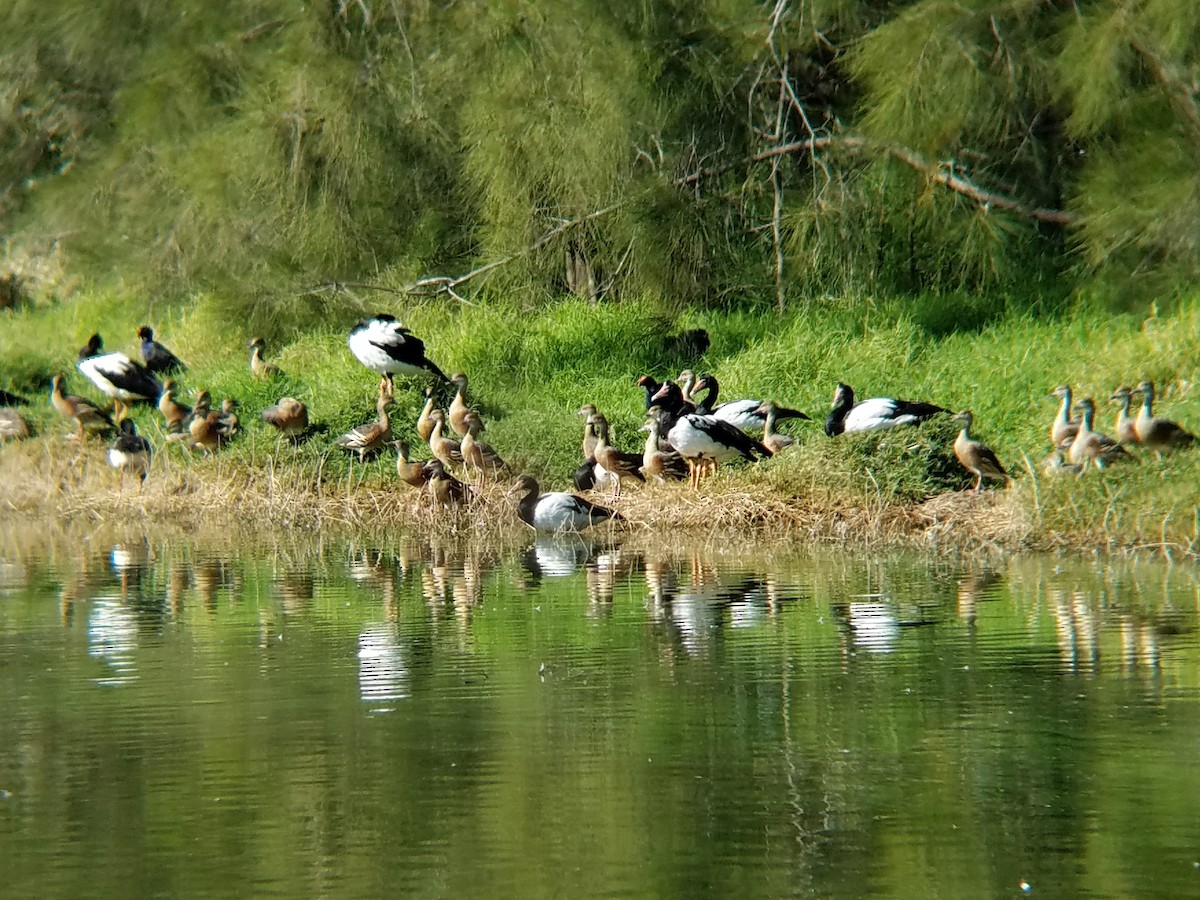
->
[5,289,1200,552]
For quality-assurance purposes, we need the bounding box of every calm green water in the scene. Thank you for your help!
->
[2,528,1199,899]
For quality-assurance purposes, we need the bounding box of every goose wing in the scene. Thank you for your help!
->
[78,353,162,402]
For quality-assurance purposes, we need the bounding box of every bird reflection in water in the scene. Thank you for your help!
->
[358,623,409,712]
[87,543,154,686]
[955,570,1002,627]
[1050,587,1099,674]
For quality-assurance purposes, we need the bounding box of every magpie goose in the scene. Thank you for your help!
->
[824,382,946,437]
[951,411,1008,491]
[108,419,151,492]
[347,314,448,396]
[77,336,162,420]
[693,373,809,433]
[665,410,773,488]
[635,375,662,410]
[137,326,185,374]
[511,475,623,532]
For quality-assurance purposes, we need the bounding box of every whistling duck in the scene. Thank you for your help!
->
[261,397,309,439]
[416,386,438,442]
[1042,450,1084,476]
[460,411,506,482]
[677,370,699,404]
[392,439,432,489]
[663,407,772,489]
[1109,387,1140,444]
[216,398,240,441]
[510,474,623,532]
[248,337,282,379]
[758,401,795,454]
[693,374,810,433]
[825,382,946,436]
[590,413,645,500]
[952,410,1008,491]
[1049,385,1080,447]
[426,459,469,508]
[446,372,475,437]
[189,410,223,455]
[137,326,185,374]
[77,336,162,421]
[636,375,663,410]
[0,406,29,444]
[1068,398,1129,469]
[347,314,448,397]
[577,404,600,458]
[639,417,688,482]
[427,408,464,469]
[158,379,191,431]
[108,419,151,491]
[335,392,393,461]
[1134,381,1195,453]
[51,373,115,439]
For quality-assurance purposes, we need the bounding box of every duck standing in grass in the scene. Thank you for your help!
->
[416,386,439,442]
[137,326,186,374]
[1109,387,1140,445]
[51,373,115,439]
[590,413,644,501]
[347,314,448,397]
[427,409,464,470]
[758,401,796,454]
[77,335,162,421]
[427,459,469,508]
[261,397,309,440]
[510,474,623,532]
[1049,385,1080,447]
[248,337,283,379]
[108,419,151,492]
[334,392,393,461]
[392,440,433,490]
[824,382,946,436]
[1133,381,1195,454]
[951,411,1008,491]
[158,379,192,432]
[1069,398,1129,469]
[638,417,688,482]
[460,411,507,484]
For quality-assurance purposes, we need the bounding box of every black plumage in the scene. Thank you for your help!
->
[138,326,186,374]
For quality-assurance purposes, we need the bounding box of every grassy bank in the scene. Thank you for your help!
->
[4,291,1200,555]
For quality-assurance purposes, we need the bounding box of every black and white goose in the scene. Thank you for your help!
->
[77,335,162,420]
[692,373,809,433]
[137,326,186,374]
[651,383,772,488]
[108,419,151,492]
[824,382,947,437]
[511,475,624,533]
[347,314,449,396]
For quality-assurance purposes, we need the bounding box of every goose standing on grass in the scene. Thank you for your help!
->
[510,474,624,533]
[261,397,309,439]
[651,384,773,488]
[825,382,946,436]
[77,333,103,361]
[77,337,162,421]
[636,375,663,410]
[137,326,185,374]
[51,373,115,439]
[951,411,1008,491]
[248,337,282,379]
[1068,398,1129,469]
[693,374,810,433]
[1049,385,1080,447]
[1134,381,1195,453]
[347,314,448,397]
[335,392,393,461]
[108,419,151,492]
[1109,387,1140,445]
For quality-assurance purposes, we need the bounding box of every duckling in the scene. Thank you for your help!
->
[416,386,439,443]
[1068,398,1130,469]
[334,392,393,461]
[261,397,309,439]
[426,459,469,508]
[951,410,1008,491]
[392,439,432,489]
[758,400,795,454]
[590,413,645,501]
[448,372,472,437]
[460,411,507,483]
[510,474,623,532]
[51,373,115,439]
[639,417,688,482]
[1109,387,1140,445]
[108,419,151,491]
[1134,381,1195,454]
[158,379,192,432]
[248,337,282,379]
[1049,385,1079,447]
[427,408,464,469]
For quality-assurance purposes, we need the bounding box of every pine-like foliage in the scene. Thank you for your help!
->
[2,0,1200,318]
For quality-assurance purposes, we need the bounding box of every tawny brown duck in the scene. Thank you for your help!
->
[51,373,115,439]
[590,413,644,501]
[1109,387,1139,445]
[392,439,432,489]
[248,337,282,379]
[577,404,600,459]
[416,386,439,443]
[261,397,309,438]
[460,411,506,483]
[1134,381,1195,454]
[758,400,795,454]
[448,372,472,438]
[427,408,464,469]
[1068,398,1129,469]
[189,410,223,455]
[426,459,469,508]
[158,379,191,432]
[639,417,688,482]
[952,410,1008,491]
[334,393,392,461]
[1049,385,1079,447]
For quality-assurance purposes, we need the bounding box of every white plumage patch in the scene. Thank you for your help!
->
[347,317,437,378]
[531,492,609,532]
[842,398,916,433]
[78,353,159,402]
[667,415,749,463]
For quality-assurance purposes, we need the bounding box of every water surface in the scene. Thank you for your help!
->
[1,527,1198,898]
